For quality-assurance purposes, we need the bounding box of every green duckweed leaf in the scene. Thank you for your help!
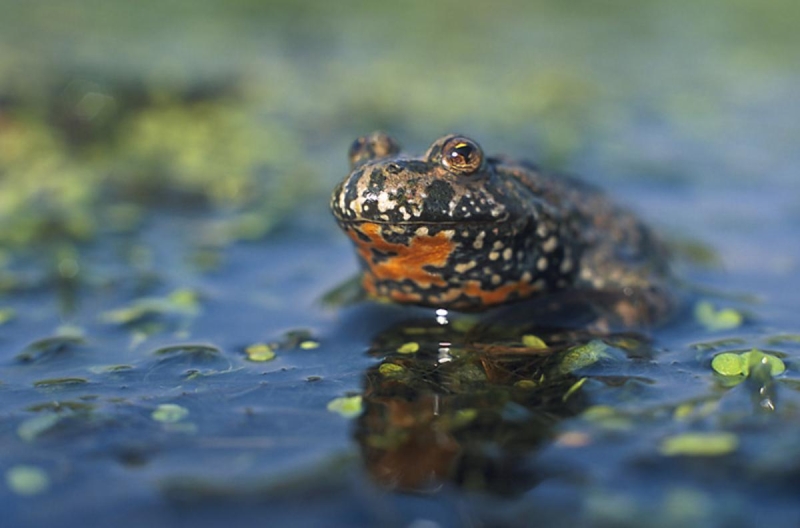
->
[17,413,62,442]
[581,405,633,430]
[378,363,406,377]
[710,353,744,376]
[0,307,16,324]
[6,465,50,496]
[396,342,419,354]
[582,405,617,420]
[711,349,785,377]
[740,349,785,376]
[151,404,190,423]
[326,396,363,418]
[522,334,547,349]
[101,289,200,325]
[563,377,588,402]
[694,301,743,332]
[451,408,478,427]
[660,432,738,457]
[245,343,275,362]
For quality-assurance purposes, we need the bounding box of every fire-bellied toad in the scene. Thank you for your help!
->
[330,132,674,325]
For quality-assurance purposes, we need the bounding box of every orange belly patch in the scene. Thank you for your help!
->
[346,223,455,293]
[345,222,545,309]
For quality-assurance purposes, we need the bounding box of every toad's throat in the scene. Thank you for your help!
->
[342,221,543,310]
[344,222,454,289]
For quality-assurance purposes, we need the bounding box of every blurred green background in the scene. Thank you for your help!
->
[2,0,798,251]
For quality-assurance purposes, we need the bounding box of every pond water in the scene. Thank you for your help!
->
[1,1,799,527]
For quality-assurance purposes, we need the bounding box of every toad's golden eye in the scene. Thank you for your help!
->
[441,137,483,175]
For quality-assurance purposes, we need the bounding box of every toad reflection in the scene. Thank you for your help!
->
[351,314,647,494]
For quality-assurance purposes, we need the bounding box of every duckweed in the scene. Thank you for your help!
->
[0,308,15,324]
[711,349,785,378]
[522,334,547,349]
[378,363,406,377]
[563,378,588,402]
[660,432,739,457]
[151,404,190,423]
[694,301,743,332]
[6,465,50,496]
[245,343,276,362]
[326,396,363,418]
[17,413,62,442]
[396,342,420,354]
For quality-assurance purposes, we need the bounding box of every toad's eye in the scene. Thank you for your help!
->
[348,131,401,169]
[441,137,483,175]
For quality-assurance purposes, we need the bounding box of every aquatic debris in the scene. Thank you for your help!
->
[152,343,222,359]
[659,432,739,457]
[33,377,89,388]
[26,401,95,413]
[88,364,135,374]
[396,342,420,354]
[15,327,86,363]
[694,301,743,332]
[146,343,231,382]
[299,340,319,350]
[151,404,190,423]
[244,343,276,362]
[711,349,785,377]
[5,465,50,496]
[326,395,363,418]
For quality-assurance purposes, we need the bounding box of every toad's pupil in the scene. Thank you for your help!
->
[451,144,473,161]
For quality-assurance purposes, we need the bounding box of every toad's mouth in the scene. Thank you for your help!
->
[332,212,513,228]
